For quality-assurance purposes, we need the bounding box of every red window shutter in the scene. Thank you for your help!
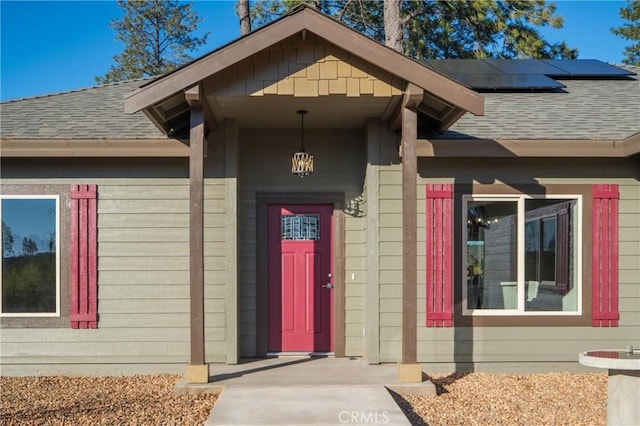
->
[70,184,98,329]
[426,184,453,327]
[592,184,619,327]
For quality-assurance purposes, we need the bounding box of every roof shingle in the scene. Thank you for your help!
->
[445,66,640,140]
[1,79,164,140]
[2,66,638,142]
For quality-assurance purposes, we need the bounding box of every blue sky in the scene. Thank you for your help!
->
[0,1,632,102]
[2,198,56,255]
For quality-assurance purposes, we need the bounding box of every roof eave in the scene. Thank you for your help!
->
[411,136,640,158]
[0,138,189,157]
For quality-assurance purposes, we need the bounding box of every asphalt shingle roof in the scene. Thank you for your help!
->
[1,67,638,142]
[1,78,164,140]
[446,66,640,140]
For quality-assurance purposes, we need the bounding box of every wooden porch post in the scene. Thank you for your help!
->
[185,85,209,383]
[398,83,423,382]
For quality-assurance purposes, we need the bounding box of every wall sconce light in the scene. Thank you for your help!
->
[291,110,314,178]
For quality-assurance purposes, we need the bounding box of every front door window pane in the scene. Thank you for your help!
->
[281,214,320,241]
[1,198,58,314]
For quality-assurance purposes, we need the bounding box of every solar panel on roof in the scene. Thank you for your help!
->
[483,59,569,75]
[447,73,565,90]
[423,59,634,91]
[542,59,636,77]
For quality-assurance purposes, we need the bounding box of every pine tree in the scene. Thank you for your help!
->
[21,237,38,256]
[237,0,252,35]
[612,0,640,66]
[2,221,15,257]
[96,0,209,84]
[248,0,577,59]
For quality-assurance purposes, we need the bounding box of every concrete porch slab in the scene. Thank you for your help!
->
[181,357,435,425]
[205,384,410,425]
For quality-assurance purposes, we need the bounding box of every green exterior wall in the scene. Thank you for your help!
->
[1,136,637,375]
[414,158,640,372]
[0,158,194,374]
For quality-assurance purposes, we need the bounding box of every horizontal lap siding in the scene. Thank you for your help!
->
[377,135,403,362]
[0,177,194,372]
[413,158,639,371]
[238,129,365,357]
[204,177,228,362]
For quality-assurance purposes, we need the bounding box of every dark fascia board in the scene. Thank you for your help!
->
[124,6,483,117]
[412,134,640,158]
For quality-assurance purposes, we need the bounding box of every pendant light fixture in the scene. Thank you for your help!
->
[291,110,314,177]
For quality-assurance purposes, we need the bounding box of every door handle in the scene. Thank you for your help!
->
[321,283,333,289]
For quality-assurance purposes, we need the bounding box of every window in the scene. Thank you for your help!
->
[1,196,60,317]
[463,194,581,316]
[1,183,97,329]
[281,214,320,241]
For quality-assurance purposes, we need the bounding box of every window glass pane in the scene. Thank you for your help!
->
[281,214,320,241]
[466,200,518,310]
[524,199,576,312]
[1,198,57,313]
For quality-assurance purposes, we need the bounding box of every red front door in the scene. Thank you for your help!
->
[268,204,333,352]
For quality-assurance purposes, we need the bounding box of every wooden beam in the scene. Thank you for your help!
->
[142,107,169,134]
[390,83,425,131]
[189,106,205,366]
[185,84,217,131]
[437,108,466,133]
[401,104,418,365]
[0,139,189,157]
[162,103,191,122]
[411,138,637,158]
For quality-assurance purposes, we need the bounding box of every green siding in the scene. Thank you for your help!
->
[0,173,194,372]
[412,158,640,371]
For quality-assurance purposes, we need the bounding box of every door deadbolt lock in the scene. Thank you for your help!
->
[321,283,333,289]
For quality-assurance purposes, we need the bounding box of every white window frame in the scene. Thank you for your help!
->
[462,193,582,316]
[0,195,61,317]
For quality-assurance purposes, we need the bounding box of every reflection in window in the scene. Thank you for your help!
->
[464,196,579,315]
[281,214,320,241]
[466,200,518,310]
[1,197,59,315]
[524,199,575,312]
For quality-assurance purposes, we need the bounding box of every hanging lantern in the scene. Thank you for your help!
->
[291,110,314,177]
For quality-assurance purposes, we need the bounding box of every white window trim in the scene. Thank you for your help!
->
[0,194,61,317]
[462,193,582,316]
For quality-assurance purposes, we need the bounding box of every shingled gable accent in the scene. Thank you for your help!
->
[124,6,483,118]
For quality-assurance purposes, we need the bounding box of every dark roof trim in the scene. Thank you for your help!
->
[409,133,640,158]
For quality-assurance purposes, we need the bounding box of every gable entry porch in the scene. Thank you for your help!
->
[124,6,482,384]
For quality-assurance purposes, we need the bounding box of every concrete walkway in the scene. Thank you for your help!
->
[177,356,434,425]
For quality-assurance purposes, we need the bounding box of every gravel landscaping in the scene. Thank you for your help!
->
[0,374,217,426]
[397,372,608,426]
[1,371,606,425]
